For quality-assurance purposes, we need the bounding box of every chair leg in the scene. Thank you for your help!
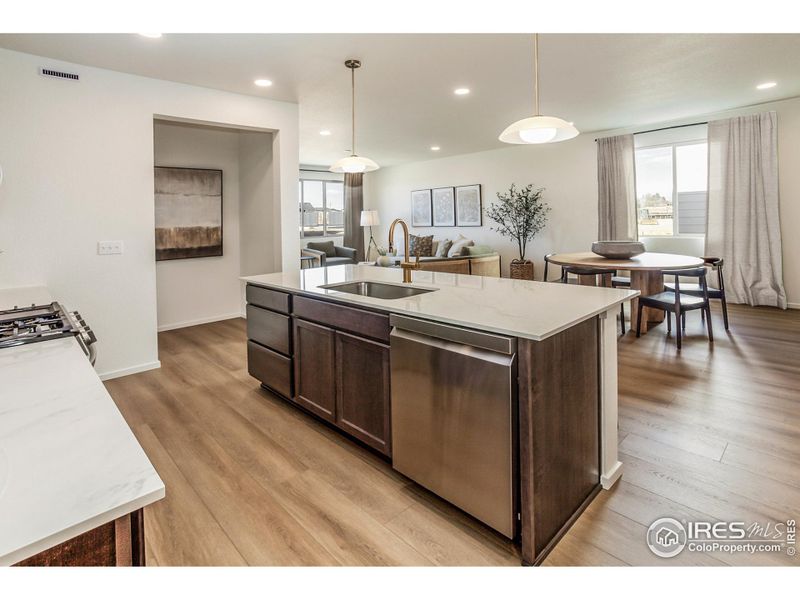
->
[619,302,626,335]
[636,302,643,338]
[676,310,682,350]
[721,295,730,330]
[706,305,714,343]
[666,311,671,333]
[682,311,686,331]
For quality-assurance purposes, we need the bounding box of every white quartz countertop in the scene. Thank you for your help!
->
[0,286,164,565]
[242,265,638,341]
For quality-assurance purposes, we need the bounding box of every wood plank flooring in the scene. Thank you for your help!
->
[105,303,800,566]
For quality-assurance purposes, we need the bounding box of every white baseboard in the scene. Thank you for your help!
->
[157,312,244,332]
[98,360,161,381]
[788,302,800,310]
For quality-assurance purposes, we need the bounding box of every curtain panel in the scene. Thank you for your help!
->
[343,172,365,261]
[597,134,637,241]
[706,111,787,309]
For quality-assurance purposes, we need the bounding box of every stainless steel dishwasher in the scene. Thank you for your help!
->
[390,314,518,538]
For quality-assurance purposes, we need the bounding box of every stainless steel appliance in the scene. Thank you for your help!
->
[390,315,518,538]
[0,302,97,364]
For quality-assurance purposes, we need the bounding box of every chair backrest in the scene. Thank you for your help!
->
[663,267,710,303]
[703,257,725,291]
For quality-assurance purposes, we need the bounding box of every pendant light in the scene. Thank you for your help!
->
[330,59,379,173]
[499,34,579,144]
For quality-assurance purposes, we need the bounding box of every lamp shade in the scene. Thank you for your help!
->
[360,210,380,227]
[498,115,579,144]
[329,155,380,174]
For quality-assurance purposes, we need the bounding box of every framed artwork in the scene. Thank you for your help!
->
[455,184,482,227]
[431,187,456,226]
[155,166,223,260]
[411,189,433,227]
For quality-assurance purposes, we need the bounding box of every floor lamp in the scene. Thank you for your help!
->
[360,210,380,262]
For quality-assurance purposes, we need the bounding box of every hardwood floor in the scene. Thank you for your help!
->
[105,303,800,566]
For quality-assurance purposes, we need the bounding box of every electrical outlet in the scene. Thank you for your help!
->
[97,240,123,255]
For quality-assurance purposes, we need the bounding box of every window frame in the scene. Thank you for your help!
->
[299,177,345,238]
[635,137,708,239]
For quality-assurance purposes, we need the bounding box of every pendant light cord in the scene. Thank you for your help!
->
[351,64,356,157]
[533,33,540,116]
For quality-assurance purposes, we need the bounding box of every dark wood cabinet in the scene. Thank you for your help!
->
[335,332,391,456]
[293,319,336,422]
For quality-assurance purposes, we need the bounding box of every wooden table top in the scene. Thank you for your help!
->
[547,251,704,271]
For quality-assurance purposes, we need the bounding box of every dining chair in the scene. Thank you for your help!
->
[544,254,626,335]
[636,267,713,349]
[664,257,729,330]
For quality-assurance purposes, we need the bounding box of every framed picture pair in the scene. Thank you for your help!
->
[410,184,482,227]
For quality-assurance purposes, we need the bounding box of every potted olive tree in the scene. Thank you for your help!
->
[485,183,550,280]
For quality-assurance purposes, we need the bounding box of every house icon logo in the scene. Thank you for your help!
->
[647,518,688,558]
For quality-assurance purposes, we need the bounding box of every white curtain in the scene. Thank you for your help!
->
[597,134,637,241]
[706,111,787,308]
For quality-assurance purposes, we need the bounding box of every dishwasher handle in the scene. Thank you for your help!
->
[390,314,516,355]
[390,328,516,367]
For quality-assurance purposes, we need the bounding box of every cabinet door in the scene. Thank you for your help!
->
[294,319,336,422]
[335,331,391,456]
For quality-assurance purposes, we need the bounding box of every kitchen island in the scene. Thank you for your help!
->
[242,265,637,565]
[0,286,164,566]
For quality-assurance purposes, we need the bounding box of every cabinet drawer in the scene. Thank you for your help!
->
[246,304,291,355]
[247,341,292,399]
[293,296,390,343]
[246,284,291,314]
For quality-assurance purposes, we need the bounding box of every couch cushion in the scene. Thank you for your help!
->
[409,234,434,257]
[325,256,355,266]
[435,239,453,257]
[306,240,335,257]
[466,244,494,256]
[448,236,474,257]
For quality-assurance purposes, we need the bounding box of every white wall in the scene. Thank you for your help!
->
[365,96,800,306]
[153,121,245,331]
[0,48,299,379]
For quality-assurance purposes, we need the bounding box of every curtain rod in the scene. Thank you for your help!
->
[595,120,708,142]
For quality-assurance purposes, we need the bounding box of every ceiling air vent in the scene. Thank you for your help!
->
[39,67,80,82]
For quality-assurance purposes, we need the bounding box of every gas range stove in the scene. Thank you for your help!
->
[0,302,97,364]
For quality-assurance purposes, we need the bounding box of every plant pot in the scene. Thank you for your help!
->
[510,259,535,280]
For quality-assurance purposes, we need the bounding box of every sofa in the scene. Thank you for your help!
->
[302,241,358,267]
[386,235,501,277]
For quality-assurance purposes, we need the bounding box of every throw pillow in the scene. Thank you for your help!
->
[467,244,494,256]
[435,239,453,258]
[409,234,434,257]
[306,240,335,257]
[448,236,474,257]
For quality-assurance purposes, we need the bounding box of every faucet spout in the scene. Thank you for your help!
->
[387,218,420,283]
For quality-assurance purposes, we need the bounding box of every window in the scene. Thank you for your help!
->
[299,178,344,237]
[634,140,708,237]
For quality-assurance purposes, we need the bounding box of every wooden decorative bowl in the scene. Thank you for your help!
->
[591,241,645,259]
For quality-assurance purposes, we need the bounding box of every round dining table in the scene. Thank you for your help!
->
[547,252,705,333]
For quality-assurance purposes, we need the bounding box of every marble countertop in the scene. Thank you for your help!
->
[242,265,638,341]
[0,286,164,565]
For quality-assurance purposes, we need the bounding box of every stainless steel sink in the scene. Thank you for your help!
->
[320,281,435,300]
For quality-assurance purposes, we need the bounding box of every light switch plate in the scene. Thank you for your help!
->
[97,240,123,255]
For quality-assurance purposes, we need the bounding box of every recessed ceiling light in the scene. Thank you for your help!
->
[430,146,441,151]
[254,79,273,87]
[756,82,777,90]
[454,88,470,96]
[319,130,332,136]
[138,33,162,39]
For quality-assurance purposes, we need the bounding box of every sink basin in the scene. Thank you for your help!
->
[320,281,435,300]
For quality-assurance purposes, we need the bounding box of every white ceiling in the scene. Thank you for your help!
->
[1,33,799,167]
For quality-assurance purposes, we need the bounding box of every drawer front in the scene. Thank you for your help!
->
[293,296,390,343]
[246,284,291,314]
[247,341,292,398]
[246,304,291,355]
